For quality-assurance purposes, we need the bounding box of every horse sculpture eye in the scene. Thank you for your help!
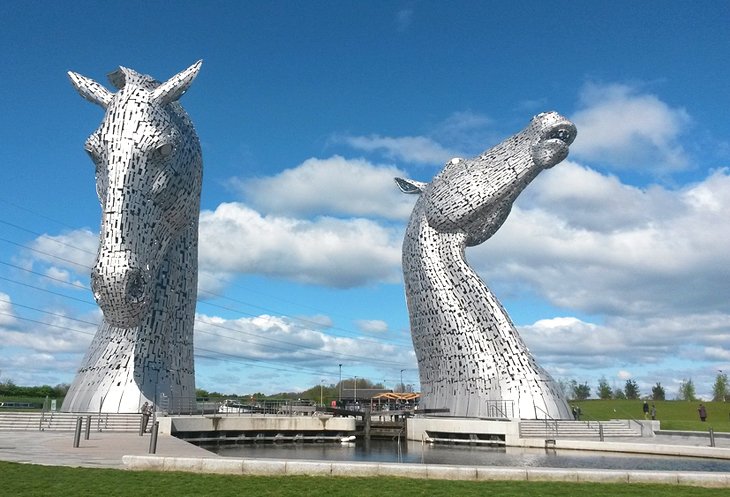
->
[156,143,173,158]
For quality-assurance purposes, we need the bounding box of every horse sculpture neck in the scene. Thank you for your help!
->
[398,111,576,420]
[62,62,202,413]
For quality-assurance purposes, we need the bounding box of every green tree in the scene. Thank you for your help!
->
[624,379,640,400]
[571,381,591,400]
[651,382,666,401]
[678,378,697,401]
[712,372,728,402]
[597,376,612,400]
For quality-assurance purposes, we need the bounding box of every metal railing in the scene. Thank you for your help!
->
[483,400,515,419]
[533,404,559,439]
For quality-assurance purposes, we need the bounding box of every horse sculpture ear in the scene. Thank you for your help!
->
[151,60,203,107]
[394,177,427,194]
[68,71,113,108]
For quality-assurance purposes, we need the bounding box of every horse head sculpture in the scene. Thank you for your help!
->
[62,61,202,413]
[69,61,203,327]
[396,111,577,419]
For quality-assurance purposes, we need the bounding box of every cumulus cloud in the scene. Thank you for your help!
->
[341,134,457,165]
[0,293,16,326]
[194,312,413,368]
[570,82,692,172]
[31,229,99,274]
[355,319,389,334]
[471,165,730,318]
[198,203,403,288]
[337,111,499,166]
[230,156,416,220]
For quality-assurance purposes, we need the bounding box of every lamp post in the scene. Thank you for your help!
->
[320,379,324,407]
[354,376,358,404]
[338,364,342,403]
[400,369,405,393]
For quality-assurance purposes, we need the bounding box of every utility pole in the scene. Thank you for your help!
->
[338,364,342,403]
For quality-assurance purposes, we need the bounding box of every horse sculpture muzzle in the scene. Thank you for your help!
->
[90,256,153,328]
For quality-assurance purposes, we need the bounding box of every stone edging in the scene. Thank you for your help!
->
[122,456,730,488]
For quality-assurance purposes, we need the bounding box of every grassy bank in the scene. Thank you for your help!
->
[2,461,722,497]
[571,399,730,432]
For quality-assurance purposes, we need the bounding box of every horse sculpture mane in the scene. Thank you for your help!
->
[61,61,203,413]
[397,111,576,420]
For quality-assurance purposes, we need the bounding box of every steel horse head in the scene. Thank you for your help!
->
[69,61,203,328]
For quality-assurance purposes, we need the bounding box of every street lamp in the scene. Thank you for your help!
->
[354,375,358,403]
[400,369,405,393]
[338,364,342,403]
[320,379,324,407]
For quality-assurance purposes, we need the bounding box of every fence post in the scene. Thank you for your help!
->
[73,417,82,448]
[149,421,159,454]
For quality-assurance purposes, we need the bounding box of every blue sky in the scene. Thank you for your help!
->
[1,1,729,400]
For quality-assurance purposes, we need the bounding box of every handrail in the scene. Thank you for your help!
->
[607,406,646,436]
[532,404,558,438]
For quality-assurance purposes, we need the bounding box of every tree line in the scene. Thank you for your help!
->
[0,379,69,399]
[561,372,729,402]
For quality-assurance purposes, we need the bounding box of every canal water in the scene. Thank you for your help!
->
[208,439,730,472]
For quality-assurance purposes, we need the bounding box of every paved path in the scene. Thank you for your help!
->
[2,429,730,488]
[0,430,216,468]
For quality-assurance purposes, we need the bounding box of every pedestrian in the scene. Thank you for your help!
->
[642,401,649,419]
[650,403,656,420]
[140,401,152,432]
[698,404,707,422]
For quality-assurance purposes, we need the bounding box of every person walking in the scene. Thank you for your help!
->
[642,401,649,419]
[698,404,707,422]
[140,402,152,432]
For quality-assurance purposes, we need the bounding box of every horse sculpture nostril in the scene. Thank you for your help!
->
[125,268,149,305]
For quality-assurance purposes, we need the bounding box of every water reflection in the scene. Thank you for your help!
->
[207,439,730,472]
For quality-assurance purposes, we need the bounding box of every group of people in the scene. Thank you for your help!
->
[642,401,657,420]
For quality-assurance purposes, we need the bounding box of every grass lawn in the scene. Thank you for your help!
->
[2,461,723,497]
[572,399,730,432]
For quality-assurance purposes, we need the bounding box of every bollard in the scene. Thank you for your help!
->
[84,415,91,440]
[709,427,716,447]
[139,415,145,436]
[599,423,604,442]
[149,421,159,454]
[73,417,82,448]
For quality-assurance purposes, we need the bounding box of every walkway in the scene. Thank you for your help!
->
[1,428,729,488]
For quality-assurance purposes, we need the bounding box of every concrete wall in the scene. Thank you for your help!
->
[407,417,520,444]
[157,415,356,435]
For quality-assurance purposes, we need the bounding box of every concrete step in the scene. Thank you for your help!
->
[519,420,643,438]
[0,412,143,432]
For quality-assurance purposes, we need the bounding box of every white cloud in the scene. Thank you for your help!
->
[570,82,692,172]
[230,156,416,220]
[0,293,16,326]
[198,203,403,288]
[194,312,413,367]
[28,229,97,276]
[342,134,457,165]
[396,8,413,32]
[355,319,389,334]
[617,370,632,380]
[472,165,730,318]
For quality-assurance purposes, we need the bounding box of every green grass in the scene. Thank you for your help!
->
[572,399,730,432]
[1,461,722,497]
